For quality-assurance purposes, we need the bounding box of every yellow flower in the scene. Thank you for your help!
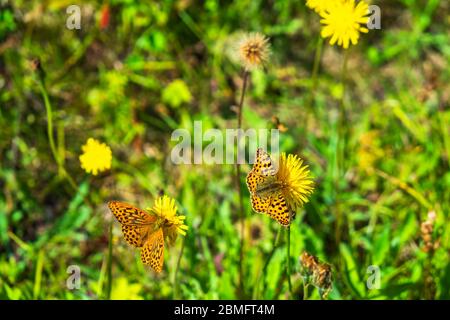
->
[357,130,384,173]
[276,153,315,211]
[111,277,143,300]
[306,0,338,14]
[149,195,188,245]
[235,32,271,71]
[320,0,370,49]
[79,138,112,175]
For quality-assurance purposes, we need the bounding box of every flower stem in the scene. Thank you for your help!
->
[303,281,309,300]
[173,237,186,299]
[238,71,249,128]
[253,226,282,299]
[310,35,324,108]
[236,70,249,297]
[335,49,349,246]
[286,226,293,299]
[106,221,113,300]
[37,78,77,191]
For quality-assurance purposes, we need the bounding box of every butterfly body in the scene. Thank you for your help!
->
[246,148,294,226]
[254,180,284,197]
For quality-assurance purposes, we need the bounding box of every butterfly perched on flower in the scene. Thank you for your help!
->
[108,196,187,273]
[246,148,314,226]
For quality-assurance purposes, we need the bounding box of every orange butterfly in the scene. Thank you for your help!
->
[246,148,293,226]
[108,201,164,272]
[108,197,187,273]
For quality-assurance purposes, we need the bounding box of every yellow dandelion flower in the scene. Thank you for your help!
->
[150,195,188,245]
[306,0,338,14]
[111,277,143,300]
[276,152,315,211]
[235,32,271,71]
[79,138,112,175]
[320,0,370,49]
[357,130,384,173]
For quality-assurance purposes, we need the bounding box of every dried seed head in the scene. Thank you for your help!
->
[421,211,438,253]
[235,32,271,71]
[299,251,333,298]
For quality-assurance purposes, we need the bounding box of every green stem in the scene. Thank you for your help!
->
[338,49,349,174]
[253,226,282,299]
[38,79,78,191]
[438,111,450,167]
[236,70,249,297]
[286,226,293,298]
[33,250,44,300]
[310,35,324,107]
[39,82,60,167]
[335,50,350,246]
[173,237,186,299]
[106,222,113,300]
[303,281,309,300]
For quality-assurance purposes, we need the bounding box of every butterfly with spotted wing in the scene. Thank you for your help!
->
[108,201,164,272]
[246,148,294,226]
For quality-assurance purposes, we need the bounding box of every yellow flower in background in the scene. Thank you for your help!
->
[357,130,384,173]
[235,32,271,71]
[79,138,112,175]
[320,0,370,49]
[150,195,188,244]
[306,0,337,14]
[111,277,143,300]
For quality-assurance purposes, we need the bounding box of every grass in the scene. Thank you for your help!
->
[0,0,449,300]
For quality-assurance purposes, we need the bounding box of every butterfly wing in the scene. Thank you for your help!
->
[266,192,292,227]
[251,191,293,226]
[250,193,271,213]
[246,148,276,193]
[254,148,276,176]
[141,228,164,273]
[108,201,156,248]
[108,201,156,225]
[121,224,149,247]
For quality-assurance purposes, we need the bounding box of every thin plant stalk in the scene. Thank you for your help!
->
[106,221,113,300]
[338,49,350,170]
[37,77,77,191]
[236,70,249,296]
[173,237,186,299]
[286,226,293,298]
[253,226,282,299]
[303,281,309,300]
[335,50,349,246]
[33,249,44,300]
[309,35,324,108]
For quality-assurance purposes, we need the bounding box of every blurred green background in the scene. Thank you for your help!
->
[0,0,449,300]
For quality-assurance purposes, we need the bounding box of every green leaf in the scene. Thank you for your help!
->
[340,243,364,298]
[162,80,192,108]
[372,224,390,266]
